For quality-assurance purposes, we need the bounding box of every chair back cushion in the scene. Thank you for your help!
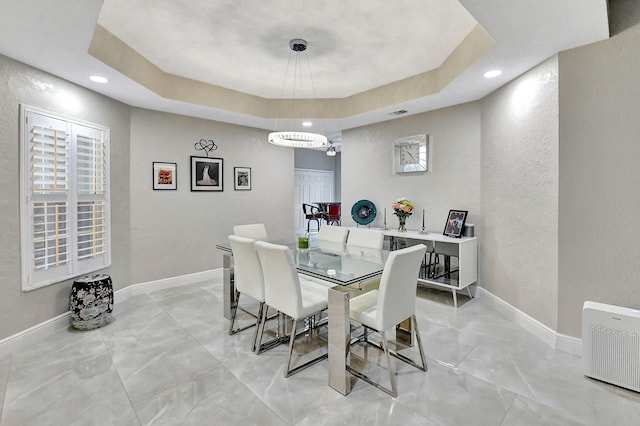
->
[328,204,341,216]
[377,244,427,330]
[254,241,303,318]
[346,228,384,249]
[227,235,264,301]
[233,223,268,240]
[317,225,349,244]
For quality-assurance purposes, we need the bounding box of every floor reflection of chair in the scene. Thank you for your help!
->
[255,241,330,377]
[348,244,428,397]
[302,204,323,233]
[233,223,268,240]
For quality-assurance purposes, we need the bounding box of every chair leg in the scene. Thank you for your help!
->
[255,303,268,352]
[251,302,265,352]
[284,315,329,378]
[284,318,298,377]
[228,291,240,335]
[380,331,398,397]
[411,315,428,371]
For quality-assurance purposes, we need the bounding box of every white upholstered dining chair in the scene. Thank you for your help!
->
[233,223,268,240]
[346,228,384,249]
[227,235,267,352]
[254,241,330,377]
[348,243,428,397]
[317,225,349,244]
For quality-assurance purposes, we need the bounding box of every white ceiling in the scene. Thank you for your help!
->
[0,0,609,142]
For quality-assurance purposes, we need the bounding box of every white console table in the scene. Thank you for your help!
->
[363,228,477,307]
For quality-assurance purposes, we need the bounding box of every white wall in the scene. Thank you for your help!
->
[480,56,560,330]
[0,54,131,340]
[341,103,481,233]
[294,148,341,200]
[129,109,295,283]
[558,23,640,336]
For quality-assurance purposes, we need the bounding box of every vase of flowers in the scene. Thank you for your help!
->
[392,198,414,232]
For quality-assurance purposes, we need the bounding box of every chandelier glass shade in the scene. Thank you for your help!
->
[268,39,327,149]
[268,131,327,148]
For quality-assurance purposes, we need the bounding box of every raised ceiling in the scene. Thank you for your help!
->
[96,0,480,99]
[0,0,610,140]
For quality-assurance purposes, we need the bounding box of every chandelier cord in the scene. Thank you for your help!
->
[272,48,295,132]
[303,49,324,137]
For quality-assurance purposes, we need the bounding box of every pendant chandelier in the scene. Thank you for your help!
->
[268,39,327,148]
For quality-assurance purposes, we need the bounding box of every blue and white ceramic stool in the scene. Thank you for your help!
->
[70,274,114,330]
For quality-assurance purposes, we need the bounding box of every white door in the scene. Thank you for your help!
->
[294,169,334,234]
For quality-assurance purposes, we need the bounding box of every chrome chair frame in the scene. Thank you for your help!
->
[348,315,427,397]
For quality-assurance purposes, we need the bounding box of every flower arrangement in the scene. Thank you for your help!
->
[392,198,414,231]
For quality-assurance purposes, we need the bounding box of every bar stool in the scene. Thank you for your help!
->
[323,203,341,225]
[302,204,323,233]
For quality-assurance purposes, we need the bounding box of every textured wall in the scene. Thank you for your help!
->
[558,24,640,336]
[480,56,559,330]
[342,102,481,234]
[129,109,295,283]
[0,54,131,340]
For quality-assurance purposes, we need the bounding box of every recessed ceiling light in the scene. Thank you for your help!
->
[89,75,109,83]
[483,69,502,78]
[302,121,312,127]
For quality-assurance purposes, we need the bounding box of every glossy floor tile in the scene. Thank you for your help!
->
[1,274,639,425]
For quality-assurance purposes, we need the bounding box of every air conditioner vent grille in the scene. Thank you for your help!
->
[585,322,640,391]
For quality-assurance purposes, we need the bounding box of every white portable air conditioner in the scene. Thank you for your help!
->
[582,301,640,392]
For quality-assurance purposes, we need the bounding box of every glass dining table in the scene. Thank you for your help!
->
[214,239,390,395]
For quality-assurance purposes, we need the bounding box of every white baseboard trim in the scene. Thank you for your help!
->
[114,269,220,304]
[0,269,221,359]
[475,286,582,356]
[0,311,72,359]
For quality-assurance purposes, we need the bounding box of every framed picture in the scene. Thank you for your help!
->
[190,156,223,192]
[152,162,177,190]
[234,167,251,190]
[443,209,468,238]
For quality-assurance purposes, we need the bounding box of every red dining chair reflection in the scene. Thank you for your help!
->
[323,203,341,226]
[302,203,323,233]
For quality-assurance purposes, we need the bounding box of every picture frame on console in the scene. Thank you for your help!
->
[190,156,223,192]
[443,209,468,238]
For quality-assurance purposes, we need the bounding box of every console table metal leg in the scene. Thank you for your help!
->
[452,288,458,308]
[328,287,352,395]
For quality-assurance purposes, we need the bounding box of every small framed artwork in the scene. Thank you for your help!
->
[234,167,251,190]
[152,162,177,190]
[190,156,223,192]
[443,209,468,238]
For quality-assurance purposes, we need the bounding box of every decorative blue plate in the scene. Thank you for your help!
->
[351,200,377,225]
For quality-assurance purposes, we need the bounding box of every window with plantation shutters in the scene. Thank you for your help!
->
[20,106,111,291]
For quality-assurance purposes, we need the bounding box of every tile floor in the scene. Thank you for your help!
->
[1,274,640,425]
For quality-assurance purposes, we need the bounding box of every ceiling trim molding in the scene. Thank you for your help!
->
[89,23,494,120]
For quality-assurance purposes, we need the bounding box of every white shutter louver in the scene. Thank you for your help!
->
[20,106,110,291]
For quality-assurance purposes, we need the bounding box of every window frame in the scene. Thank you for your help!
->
[19,105,111,292]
